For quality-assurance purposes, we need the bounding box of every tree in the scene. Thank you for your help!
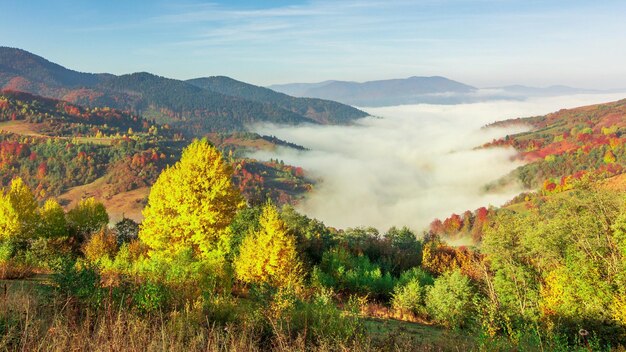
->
[38,198,67,239]
[67,197,109,239]
[425,269,475,329]
[235,203,302,289]
[114,217,139,245]
[0,193,19,241]
[0,177,38,240]
[139,139,243,258]
[83,228,118,264]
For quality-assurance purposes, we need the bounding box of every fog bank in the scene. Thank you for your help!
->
[250,93,626,232]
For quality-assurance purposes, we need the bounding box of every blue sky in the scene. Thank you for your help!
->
[2,0,626,88]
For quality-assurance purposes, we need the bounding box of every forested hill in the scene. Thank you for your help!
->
[0,47,367,134]
[486,98,626,192]
[96,72,314,132]
[187,76,367,124]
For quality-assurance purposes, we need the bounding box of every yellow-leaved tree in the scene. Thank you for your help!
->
[38,198,67,239]
[139,139,244,259]
[235,203,303,289]
[0,177,39,240]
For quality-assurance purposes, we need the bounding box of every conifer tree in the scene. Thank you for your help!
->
[139,139,243,258]
[235,203,302,288]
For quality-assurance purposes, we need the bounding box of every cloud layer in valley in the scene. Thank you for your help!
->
[250,93,626,232]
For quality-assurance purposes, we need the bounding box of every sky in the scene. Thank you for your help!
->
[2,0,626,88]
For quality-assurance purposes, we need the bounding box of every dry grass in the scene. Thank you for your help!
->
[0,279,480,352]
[58,177,148,223]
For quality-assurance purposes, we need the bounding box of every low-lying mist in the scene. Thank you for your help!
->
[250,93,626,232]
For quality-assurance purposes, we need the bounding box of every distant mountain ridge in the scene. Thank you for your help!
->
[0,47,368,134]
[269,77,619,107]
[269,76,477,106]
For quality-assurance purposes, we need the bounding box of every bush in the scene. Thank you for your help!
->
[51,259,106,309]
[397,267,434,287]
[132,281,170,314]
[392,280,427,317]
[425,269,475,329]
[82,228,118,264]
[312,247,396,299]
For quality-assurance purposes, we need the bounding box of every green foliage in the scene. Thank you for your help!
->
[67,197,109,239]
[132,281,171,314]
[280,205,337,267]
[113,217,139,245]
[38,198,67,239]
[312,247,396,298]
[482,187,626,345]
[392,279,427,317]
[51,259,106,309]
[397,267,434,287]
[425,269,475,329]
[0,239,15,262]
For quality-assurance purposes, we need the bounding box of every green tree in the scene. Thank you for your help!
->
[38,198,67,239]
[67,197,109,239]
[425,269,475,329]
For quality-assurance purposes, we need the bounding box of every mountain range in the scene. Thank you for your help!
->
[0,47,368,134]
[269,78,615,107]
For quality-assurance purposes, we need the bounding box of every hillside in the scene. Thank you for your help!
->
[0,90,314,209]
[187,76,367,124]
[428,98,626,244]
[269,76,477,106]
[486,98,626,192]
[0,47,367,133]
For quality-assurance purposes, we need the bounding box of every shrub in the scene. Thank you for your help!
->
[392,280,427,317]
[82,228,118,264]
[132,281,170,314]
[51,259,106,309]
[312,247,396,299]
[425,269,475,329]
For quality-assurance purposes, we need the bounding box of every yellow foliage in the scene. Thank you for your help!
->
[139,139,244,258]
[0,177,38,240]
[38,198,67,238]
[612,295,626,325]
[235,203,303,289]
[0,194,19,241]
[83,228,118,264]
[540,269,565,317]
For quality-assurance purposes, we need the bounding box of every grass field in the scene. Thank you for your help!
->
[58,177,148,223]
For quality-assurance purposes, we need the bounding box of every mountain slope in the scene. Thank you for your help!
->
[269,76,477,106]
[187,76,367,124]
[485,98,626,191]
[95,72,314,132]
[0,47,366,133]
